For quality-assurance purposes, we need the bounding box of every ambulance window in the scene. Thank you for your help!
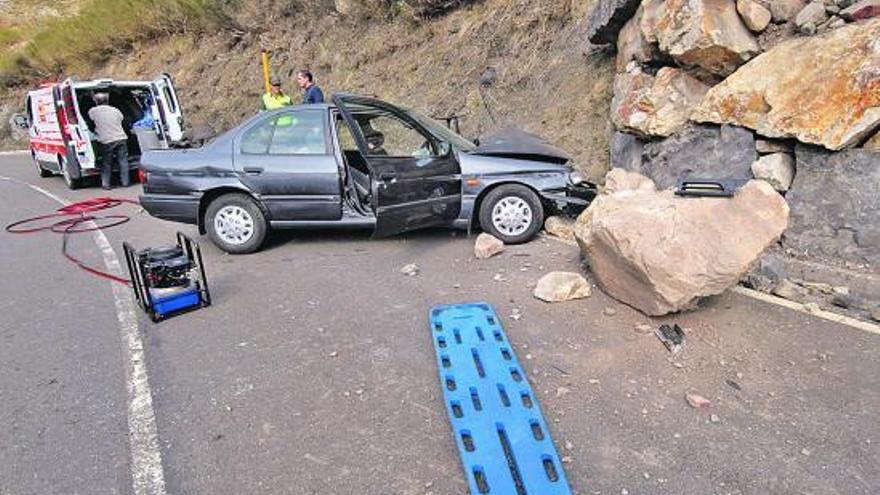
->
[61,85,78,124]
[26,96,33,125]
[163,86,177,113]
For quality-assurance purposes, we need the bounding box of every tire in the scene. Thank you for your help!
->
[205,193,268,254]
[33,153,52,178]
[59,155,80,190]
[478,184,544,244]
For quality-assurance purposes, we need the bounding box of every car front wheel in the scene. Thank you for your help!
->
[479,184,544,244]
[205,193,267,254]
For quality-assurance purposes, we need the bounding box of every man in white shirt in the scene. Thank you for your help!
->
[88,93,129,190]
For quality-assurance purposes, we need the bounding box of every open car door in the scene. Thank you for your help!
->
[333,94,462,238]
[151,73,184,143]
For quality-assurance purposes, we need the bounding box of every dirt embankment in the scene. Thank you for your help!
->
[0,0,614,181]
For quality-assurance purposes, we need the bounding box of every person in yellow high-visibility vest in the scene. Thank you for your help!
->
[260,76,293,110]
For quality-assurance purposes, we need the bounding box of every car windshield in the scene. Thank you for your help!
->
[401,107,477,153]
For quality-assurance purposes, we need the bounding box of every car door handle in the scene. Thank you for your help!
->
[243,166,264,175]
[378,172,396,182]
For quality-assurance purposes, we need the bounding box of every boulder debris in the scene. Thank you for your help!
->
[751,152,796,191]
[474,233,505,259]
[603,167,657,195]
[737,0,773,32]
[694,19,880,150]
[637,124,756,190]
[840,0,880,21]
[770,0,808,22]
[784,145,879,267]
[533,272,592,303]
[575,177,789,315]
[544,216,576,243]
[611,66,710,138]
[587,0,644,45]
[640,0,761,77]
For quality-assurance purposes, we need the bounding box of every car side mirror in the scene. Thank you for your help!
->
[13,115,28,129]
[437,140,452,157]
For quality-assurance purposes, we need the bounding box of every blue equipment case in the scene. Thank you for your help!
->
[429,302,572,495]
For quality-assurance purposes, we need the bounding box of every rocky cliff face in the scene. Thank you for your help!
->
[590,0,879,271]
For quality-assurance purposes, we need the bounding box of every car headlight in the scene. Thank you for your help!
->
[568,170,585,186]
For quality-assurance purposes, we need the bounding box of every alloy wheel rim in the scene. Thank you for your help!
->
[214,205,255,245]
[491,196,532,237]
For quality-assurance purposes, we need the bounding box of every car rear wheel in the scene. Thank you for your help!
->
[479,184,544,244]
[205,193,267,254]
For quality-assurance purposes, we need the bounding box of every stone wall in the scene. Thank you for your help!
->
[587,0,880,269]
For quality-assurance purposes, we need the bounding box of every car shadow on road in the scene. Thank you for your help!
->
[261,227,470,252]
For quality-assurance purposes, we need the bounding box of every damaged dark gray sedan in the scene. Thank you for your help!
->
[140,94,593,253]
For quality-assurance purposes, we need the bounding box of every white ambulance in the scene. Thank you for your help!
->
[21,74,184,189]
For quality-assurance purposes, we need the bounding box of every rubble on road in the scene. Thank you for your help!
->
[533,272,592,302]
[685,392,712,409]
[400,263,420,276]
[474,233,505,259]
[575,175,789,316]
[543,216,576,243]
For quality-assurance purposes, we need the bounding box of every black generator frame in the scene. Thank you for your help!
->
[123,231,211,322]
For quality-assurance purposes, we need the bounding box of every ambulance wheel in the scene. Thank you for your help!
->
[205,193,267,254]
[59,156,80,190]
[32,153,52,178]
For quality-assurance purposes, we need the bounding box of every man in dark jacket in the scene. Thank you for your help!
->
[297,70,324,104]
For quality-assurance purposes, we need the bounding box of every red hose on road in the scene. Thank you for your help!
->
[5,197,141,285]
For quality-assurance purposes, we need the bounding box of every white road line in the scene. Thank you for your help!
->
[1,176,167,495]
[539,231,880,335]
[731,286,880,335]
[0,150,29,155]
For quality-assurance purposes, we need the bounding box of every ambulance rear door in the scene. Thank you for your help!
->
[151,73,184,144]
[57,78,96,171]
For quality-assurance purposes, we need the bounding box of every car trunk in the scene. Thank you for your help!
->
[75,85,158,166]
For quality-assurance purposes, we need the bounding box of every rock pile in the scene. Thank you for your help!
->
[588,0,879,269]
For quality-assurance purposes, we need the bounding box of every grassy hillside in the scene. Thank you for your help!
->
[0,0,614,180]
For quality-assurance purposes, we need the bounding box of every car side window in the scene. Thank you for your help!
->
[240,111,327,155]
[361,113,435,158]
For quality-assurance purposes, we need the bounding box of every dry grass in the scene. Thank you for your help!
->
[0,0,234,85]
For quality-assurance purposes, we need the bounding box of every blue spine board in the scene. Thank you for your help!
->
[429,302,572,495]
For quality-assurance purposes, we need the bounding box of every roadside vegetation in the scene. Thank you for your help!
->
[0,0,236,86]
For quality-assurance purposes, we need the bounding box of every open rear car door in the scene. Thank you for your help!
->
[151,73,184,143]
[333,94,462,238]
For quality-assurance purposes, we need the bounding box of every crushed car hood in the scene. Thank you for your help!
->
[470,128,571,164]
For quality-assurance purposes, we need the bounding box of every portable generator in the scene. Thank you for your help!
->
[123,232,211,322]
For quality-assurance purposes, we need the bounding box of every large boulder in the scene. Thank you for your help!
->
[575,179,789,315]
[784,145,880,267]
[636,124,756,190]
[603,167,657,194]
[610,131,645,171]
[770,0,808,22]
[751,152,796,191]
[640,0,761,77]
[693,19,880,150]
[616,6,661,72]
[587,0,644,45]
[794,1,829,33]
[737,0,773,32]
[840,0,880,21]
[611,66,710,137]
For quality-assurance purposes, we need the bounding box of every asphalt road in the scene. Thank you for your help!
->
[1,152,878,495]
